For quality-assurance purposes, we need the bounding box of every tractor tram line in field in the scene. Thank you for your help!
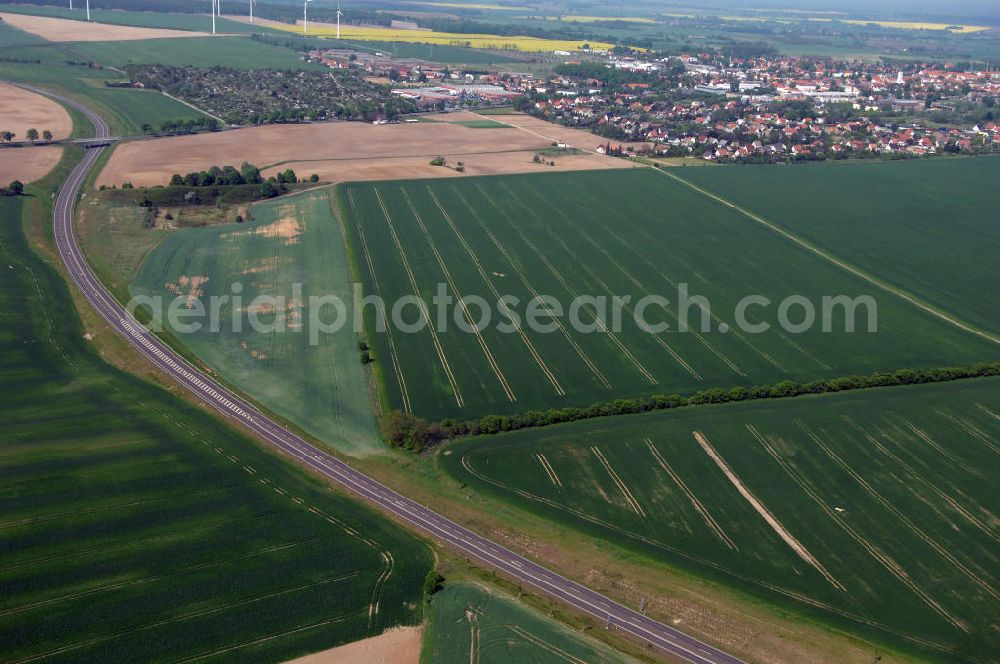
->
[562,174,786,374]
[399,186,516,403]
[346,190,413,413]
[374,188,465,408]
[345,169,997,424]
[747,423,968,632]
[790,422,999,597]
[465,183,612,389]
[590,446,647,518]
[935,409,1000,454]
[424,186,566,397]
[520,183,705,382]
[975,402,1000,423]
[657,168,1000,347]
[644,438,738,551]
[692,431,845,591]
[494,181,660,386]
[445,381,1000,660]
[837,416,999,551]
[551,187,750,379]
[455,443,961,653]
[899,419,984,479]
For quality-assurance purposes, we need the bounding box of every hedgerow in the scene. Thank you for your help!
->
[382,363,1000,451]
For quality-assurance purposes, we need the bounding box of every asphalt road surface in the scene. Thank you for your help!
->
[39,86,745,664]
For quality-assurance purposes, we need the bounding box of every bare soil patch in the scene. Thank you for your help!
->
[0,82,73,140]
[0,12,220,42]
[283,626,421,664]
[164,274,208,309]
[0,145,63,183]
[98,119,633,188]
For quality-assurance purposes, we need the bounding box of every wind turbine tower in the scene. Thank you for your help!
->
[249,0,255,24]
[337,4,343,40]
[86,0,90,21]
[211,0,217,35]
[303,0,312,36]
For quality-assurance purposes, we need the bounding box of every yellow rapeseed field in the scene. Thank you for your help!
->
[279,22,617,52]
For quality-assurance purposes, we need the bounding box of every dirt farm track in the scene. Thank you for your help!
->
[97,116,634,188]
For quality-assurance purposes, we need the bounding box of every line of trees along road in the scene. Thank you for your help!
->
[1,129,54,143]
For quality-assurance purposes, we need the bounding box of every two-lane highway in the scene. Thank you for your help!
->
[39,85,744,664]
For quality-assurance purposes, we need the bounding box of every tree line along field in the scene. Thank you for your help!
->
[422,583,636,663]
[440,378,1000,662]
[340,169,999,422]
[129,190,383,456]
[677,157,1000,337]
[0,194,431,660]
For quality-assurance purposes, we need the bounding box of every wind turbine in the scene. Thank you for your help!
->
[248,0,255,24]
[303,0,312,36]
[85,0,90,21]
[336,3,343,40]
[210,0,217,35]
[217,0,223,17]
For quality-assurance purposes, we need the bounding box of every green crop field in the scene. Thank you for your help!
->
[422,583,635,663]
[70,35,327,70]
[129,190,382,456]
[0,192,431,662]
[451,119,513,128]
[441,378,1000,662]
[340,170,999,421]
[677,157,1000,336]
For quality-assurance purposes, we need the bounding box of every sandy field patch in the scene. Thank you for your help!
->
[0,82,73,140]
[284,626,421,664]
[97,118,633,188]
[265,150,635,184]
[0,145,63,183]
[0,12,220,42]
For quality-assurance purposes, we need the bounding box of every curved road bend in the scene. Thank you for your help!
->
[39,86,744,664]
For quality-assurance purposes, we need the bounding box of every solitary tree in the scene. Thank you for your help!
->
[1,131,14,143]
[25,128,38,142]
[42,129,52,141]
[9,180,24,195]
